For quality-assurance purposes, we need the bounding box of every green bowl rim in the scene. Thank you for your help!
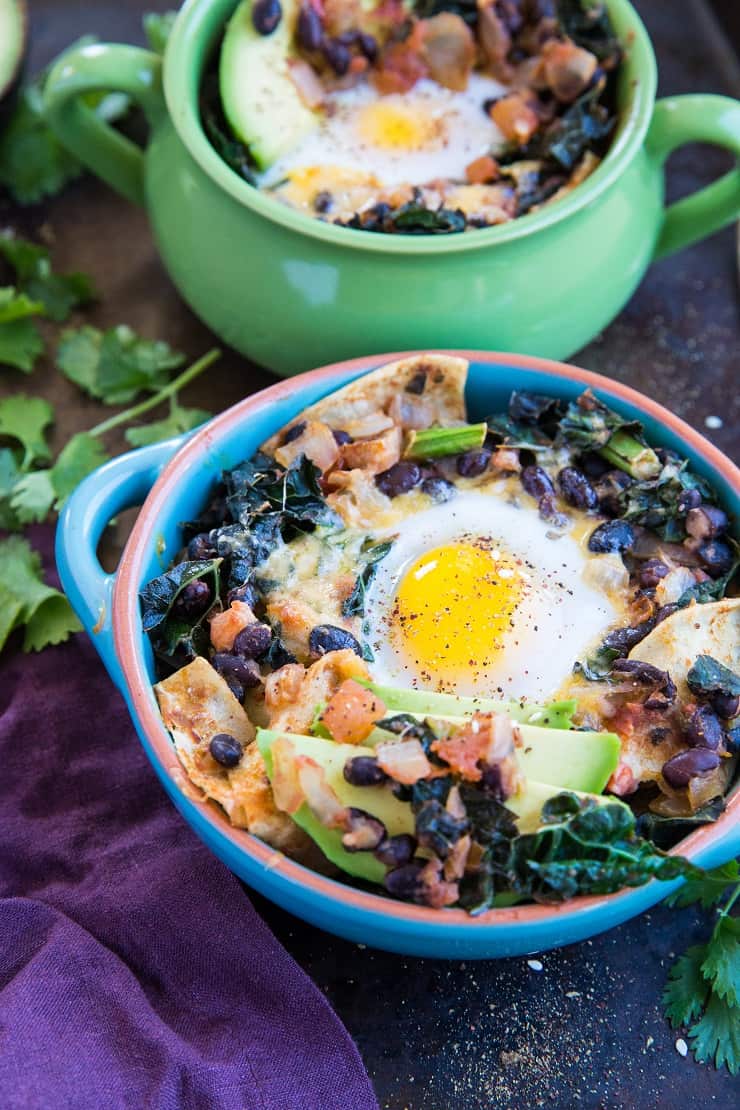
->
[164,0,658,255]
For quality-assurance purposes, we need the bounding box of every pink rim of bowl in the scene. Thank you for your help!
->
[113,350,740,928]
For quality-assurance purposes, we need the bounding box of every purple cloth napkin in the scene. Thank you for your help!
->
[0,526,378,1110]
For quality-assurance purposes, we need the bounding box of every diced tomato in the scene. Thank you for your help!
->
[320,679,387,745]
[375,738,432,784]
[466,155,499,185]
[209,600,256,652]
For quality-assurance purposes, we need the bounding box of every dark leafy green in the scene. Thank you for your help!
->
[616,458,714,542]
[636,797,726,851]
[677,551,740,608]
[342,540,393,618]
[557,0,622,62]
[200,73,257,186]
[139,558,221,633]
[413,0,478,25]
[226,452,341,536]
[414,799,469,859]
[556,389,645,452]
[687,655,740,700]
[528,84,616,172]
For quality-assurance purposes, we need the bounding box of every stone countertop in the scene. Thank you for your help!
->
[2,1,738,1107]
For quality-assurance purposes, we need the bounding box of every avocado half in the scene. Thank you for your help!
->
[0,0,27,108]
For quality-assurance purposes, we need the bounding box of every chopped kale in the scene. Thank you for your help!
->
[139,558,221,632]
[342,540,393,618]
[262,628,297,668]
[226,452,340,536]
[616,459,715,542]
[687,655,740,700]
[636,797,726,851]
[556,0,622,63]
[139,558,221,668]
[338,199,468,235]
[503,794,698,903]
[200,72,257,186]
[414,799,469,859]
[677,549,740,608]
[556,389,645,453]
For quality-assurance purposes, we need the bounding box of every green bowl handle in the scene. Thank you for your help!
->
[43,43,164,207]
[647,94,740,260]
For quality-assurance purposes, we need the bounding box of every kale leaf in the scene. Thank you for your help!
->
[529,84,616,172]
[556,0,622,62]
[556,389,644,452]
[200,73,257,186]
[637,797,726,852]
[616,457,714,542]
[342,540,393,618]
[139,558,221,633]
[687,655,740,700]
[226,452,341,536]
[677,550,739,608]
[504,794,698,903]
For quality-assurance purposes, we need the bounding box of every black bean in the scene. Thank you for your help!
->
[580,451,612,479]
[711,692,739,719]
[698,539,734,577]
[677,488,702,514]
[226,581,260,609]
[405,370,427,395]
[323,38,351,75]
[612,658,668,686]
[233,622,272,659]
[212,652,262,689]
[421,476,456,503]
[521,465,555,501]
[482,96,499,116]
[557,467,598,511]
[357,31,378,62]
[225,678,243,701]
[332,427,352,445]
[662,748,720,788]
[686,505,728,541]
[313,190,333,214]
[209,733,244,768]
[341,809,387,852]
[726,725,740,754]
[374,834,417,868]
[383,861,425,900]
[480,763,508,802]
[588,519,635,554]
[297,3,323,50]
[343,755,388,787]
[685,706,724,750]
[252,0,282,35]
[173,579,211,619]
[376,461,422,497]
[308,624,362,658]
[638,559,670,589]
[187,533,218,560]
[457,448,491,478]
[282,421,306,445]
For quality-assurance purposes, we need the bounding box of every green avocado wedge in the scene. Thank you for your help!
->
[219,0,318,170]
[257,729,625,882]
[0,0,26,104]
[359,680,577,730]
[362,718,620,795]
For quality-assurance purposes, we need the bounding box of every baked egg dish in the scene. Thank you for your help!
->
[142,355,739,910]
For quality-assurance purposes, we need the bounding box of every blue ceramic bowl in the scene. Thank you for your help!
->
[57,351,740,958]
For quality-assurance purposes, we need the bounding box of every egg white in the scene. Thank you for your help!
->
[365,492,620,702]
[259,73,508,191]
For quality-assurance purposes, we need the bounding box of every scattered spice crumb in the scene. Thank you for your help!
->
[646,1036,654,1049]
[675,1038,688,1057]
[527,959,544,972]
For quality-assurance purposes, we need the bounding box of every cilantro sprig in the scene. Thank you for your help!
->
[0,535,82,652]
[663,860,740,1075]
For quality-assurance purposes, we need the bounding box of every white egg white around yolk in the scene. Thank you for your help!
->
[365,493,623,703]
[259,73,508,194]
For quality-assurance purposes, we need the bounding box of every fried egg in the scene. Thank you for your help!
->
[259,73,507,195]
[365,492,621,702]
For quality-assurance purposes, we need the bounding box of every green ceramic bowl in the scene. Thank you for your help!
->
[43,0,740,376]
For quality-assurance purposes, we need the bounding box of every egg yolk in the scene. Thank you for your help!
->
[392,542,524,689]
[357,102,443,152]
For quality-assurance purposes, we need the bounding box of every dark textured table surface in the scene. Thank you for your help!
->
[3,2,739,1107]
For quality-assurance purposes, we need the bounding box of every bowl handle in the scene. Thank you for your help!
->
[55,436,187,682]
[647,94,740,260]
[42,43,164,206]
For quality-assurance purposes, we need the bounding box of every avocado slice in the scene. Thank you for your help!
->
[258,730,413,883]
[219,0,318,171]
[362,717,620,795]
[257,729,623,882]
[0,0,26,105]
[360,680,577,730]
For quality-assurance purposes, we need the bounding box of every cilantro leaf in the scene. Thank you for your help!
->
[0,286,45,372]
[0,536,82,652]
[663,945,711,1028]
[10,470,55,524]
[124,403,210,447]
[0,233,96,322]
[143,10,177,53]
[0,40,130,206]
[689,992,740,1075]
[666,860,740,910]
[49,433,109,506]
[701,916,740,1007]
[57,324,185,404]
[0,394,54,468]
[0,447,22,530]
